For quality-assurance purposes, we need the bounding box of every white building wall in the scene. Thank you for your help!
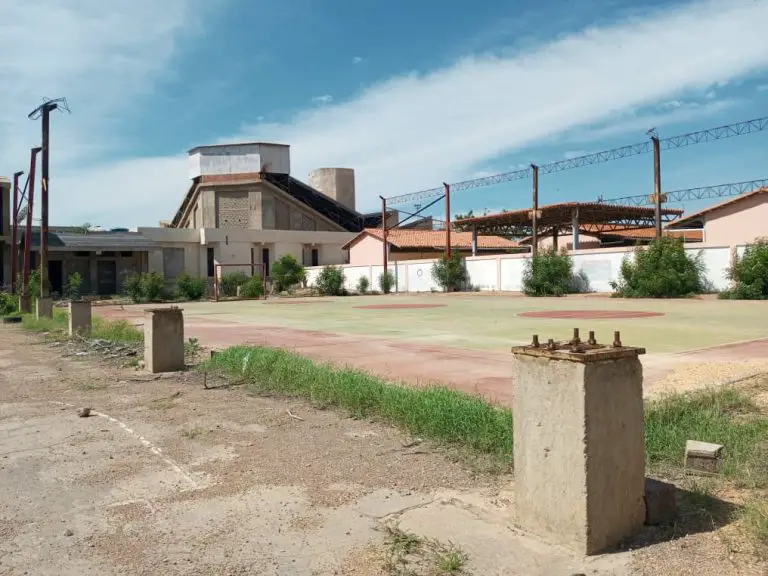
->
[189,143,290,179]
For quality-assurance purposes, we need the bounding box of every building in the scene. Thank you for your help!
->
[666,188,768,245]
[0,178,10,286]
[343,228,520,266]
[520,225,702,251]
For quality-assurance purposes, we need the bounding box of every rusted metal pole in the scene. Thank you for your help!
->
[11,171,23,294]
[531,164,539,257]
[443,182,451,259]
[22,148,41,301]
[40,104,54,299]
[652,136,662,239]
[379,195,388,274]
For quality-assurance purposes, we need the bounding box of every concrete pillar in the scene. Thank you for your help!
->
[471,226,478,257]
[552,228,559,251]
[144,307,184,373]
[511,333,646,555]
[19,295,31,314]
[69,301,92,336]
[36,297,53,319]
[572,210,580,251]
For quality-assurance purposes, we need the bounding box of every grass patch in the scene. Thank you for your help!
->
[741,499,768,558]
[76,380,108,391]
[182,426,209,439]
[436,547,467,573]
[21,308,68,335]
[645,387,768,487]
[203,346,514,459]
[92,316,143,343]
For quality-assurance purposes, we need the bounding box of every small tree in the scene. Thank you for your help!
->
[720,238,768,300]
[316,266,345,296]
[65,272,83,300]
[240,275,264,298]
[219,271,249,297]
[613,237,705,298]
[431,252,469,292]
[271,255,305,292]
[379,270,395,294]
[141,272,165,302]
[522,249,574,296]
[176,272,206,301]
[123,272,144,302]
[1,292,18,316]
[356,276,370,294]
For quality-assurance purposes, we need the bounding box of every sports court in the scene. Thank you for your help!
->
[98,294,768,403]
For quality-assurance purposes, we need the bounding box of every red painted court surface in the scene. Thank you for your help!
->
[519,310,665,319]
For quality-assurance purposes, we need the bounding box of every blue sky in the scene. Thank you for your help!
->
[2,0,768,227]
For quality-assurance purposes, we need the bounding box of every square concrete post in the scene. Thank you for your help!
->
[511,331,646,555]
[144,307,184,373]
[68,301,92,336]
[36,297,53,319]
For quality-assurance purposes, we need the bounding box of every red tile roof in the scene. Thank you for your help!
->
[669,188,768,227]
[342,228,518,251]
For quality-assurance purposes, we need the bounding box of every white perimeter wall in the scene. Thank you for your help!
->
[305,244,741,294]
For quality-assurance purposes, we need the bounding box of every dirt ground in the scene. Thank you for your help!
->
[1,327,765,575]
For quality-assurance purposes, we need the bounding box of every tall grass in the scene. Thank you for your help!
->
[204,346,514,456]
[21,308,143,344]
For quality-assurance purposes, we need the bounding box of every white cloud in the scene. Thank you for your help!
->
[352,56,363,64]
[5,0,768,226]
[705,90,717,99]
[758,84,768,91]
[564,150,587,160]
[311,94,334,105]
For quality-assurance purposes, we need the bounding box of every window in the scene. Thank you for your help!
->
[311,248,319,267]
[120,251,133,257]
[207,247,215,277]
[262,248,270,277]
[101,251,116,257]
[74,251,89,257]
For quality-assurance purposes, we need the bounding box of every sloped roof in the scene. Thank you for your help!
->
[668,188,768,227]
[21,229,156,251]
[342,228,519,251]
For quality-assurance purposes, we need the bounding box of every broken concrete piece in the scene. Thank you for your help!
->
[685,440,724,475]
[78,407,92,418]
[644,478,677,525]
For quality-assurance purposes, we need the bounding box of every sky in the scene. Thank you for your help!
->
[2,0,768,228]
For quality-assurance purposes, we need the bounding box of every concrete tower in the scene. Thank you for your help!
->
[308,168,356,212]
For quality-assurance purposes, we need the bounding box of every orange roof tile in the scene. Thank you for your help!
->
[342,228,518,251]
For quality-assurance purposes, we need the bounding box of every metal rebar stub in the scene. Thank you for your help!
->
[510,329,645,363]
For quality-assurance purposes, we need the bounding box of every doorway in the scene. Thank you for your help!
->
[48,260,63,296]
[96,260,117,295]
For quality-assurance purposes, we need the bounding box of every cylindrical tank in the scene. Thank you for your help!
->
[308,168,356,212]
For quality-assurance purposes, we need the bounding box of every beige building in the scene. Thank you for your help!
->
[343,228,520,266]
[666,188,768,245]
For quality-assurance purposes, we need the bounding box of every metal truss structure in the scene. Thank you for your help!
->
[597,178,768,207]
[385,115,768,206]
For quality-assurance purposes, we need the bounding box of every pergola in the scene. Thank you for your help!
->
[453,201,683,253]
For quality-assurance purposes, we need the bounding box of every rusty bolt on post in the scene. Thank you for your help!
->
[571,328,581,345]
[531,334,540,348]
[547,338,556,350]
[588,330,597,346]
[613,331,622,348]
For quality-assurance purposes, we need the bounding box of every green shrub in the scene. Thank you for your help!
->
[720,239,768,300]
[271,255,305,292]
[219,271,249,297]
[315,266,345,296]
[379,270,395,294]
[522,249,574,296]
[431,252,468,292]
[1,292,18,316]
[176,272,206,301]
[123,273,144,302]
[612,238,705,298]
[65,272,83,300]
[140,272,165,302]
[240,276,264,298]
[357,276,370,294]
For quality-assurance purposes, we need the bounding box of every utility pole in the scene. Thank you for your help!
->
[651,135,662,239]
[28,97,69,306]
[531,164,539,257]
[21,148,41,312]
[379,196,388,274]
[443,182,451,260]
[11,171,24,294]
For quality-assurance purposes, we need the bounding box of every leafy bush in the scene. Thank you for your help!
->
[271,255,305,292]
[379,270,395,294]
[356,276,370,294]
[569,269,592,294]
[219,271,249,297]
[315,266,345,296]
[176,272,206,301]
[720,239,768,300]
[123,271,165,303]
[141,272,165,302]
[522,249,574,296]
[65,272,83,300]
[612,238,705,298]
[431,252,468,292]
[240,276,264,298]
[1,292,18,316]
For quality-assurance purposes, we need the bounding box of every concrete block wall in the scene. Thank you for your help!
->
[304,244,736,294]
